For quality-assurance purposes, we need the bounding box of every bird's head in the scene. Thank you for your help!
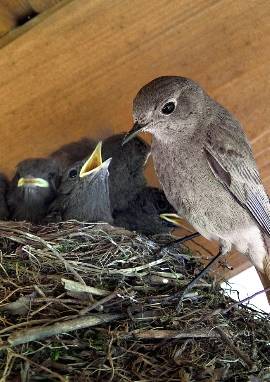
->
[123,76,207,144]
[56,141,113,223]
[60,142,112,195]
[13,158,61,203]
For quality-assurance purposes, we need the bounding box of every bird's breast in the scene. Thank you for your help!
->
[151,136,253,240]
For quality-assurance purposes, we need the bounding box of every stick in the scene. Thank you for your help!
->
[79,291,118,315]
[133,329,219,340]
[221,287,270,314]
[214,327,254,369]
[8,313,123,346]
[175,249,224,312]
[62,278,110,296]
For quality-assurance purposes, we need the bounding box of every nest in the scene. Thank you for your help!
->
[0,221,269,382]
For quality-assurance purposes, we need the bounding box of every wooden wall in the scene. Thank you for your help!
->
[0,0,269,277]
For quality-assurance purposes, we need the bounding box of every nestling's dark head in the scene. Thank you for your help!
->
[54,142,113,223]
[123,76,207,144]
[8,158,62,223]
[59,142,111,194]
[113,187,177,235]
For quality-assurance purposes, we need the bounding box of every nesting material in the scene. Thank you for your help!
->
[0,221,269,381]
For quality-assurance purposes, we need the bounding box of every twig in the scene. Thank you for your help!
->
[214,327,254,369]
[79,291,118,315]
[8,313,124,346]
[131,329,219,340]
[8,350,67,382]
[0,319,52,335]
[109,258,166,275]
[62,278,110,296]
[221,287,270,314]
[175,249,223,312]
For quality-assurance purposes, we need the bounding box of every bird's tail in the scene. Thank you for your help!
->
[258,233,270,304]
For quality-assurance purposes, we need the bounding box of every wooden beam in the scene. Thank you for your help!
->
[29,0,63,13]
[0,4,17,37]
[1,1,31,18]
[0,0,70,47]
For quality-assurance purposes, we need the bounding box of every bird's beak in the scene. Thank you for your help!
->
[122,121,147,145]
[159,213,183,227]
[80,142,111,178]
[18,177,49,188]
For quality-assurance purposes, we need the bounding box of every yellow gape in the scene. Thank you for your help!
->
[79,141,104,178]
[159,213,183,227]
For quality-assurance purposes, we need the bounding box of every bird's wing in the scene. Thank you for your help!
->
[204,120,270,236]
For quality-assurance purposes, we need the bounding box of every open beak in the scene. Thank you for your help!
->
[80,142,111,178]
[18,177,49,188]
[159,213,183,227]
[122,122,147,145]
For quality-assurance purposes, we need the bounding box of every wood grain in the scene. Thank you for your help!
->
[29,0,63,13]
[0,4,16,36]
[0,0,269,277]
[0,0,64,37]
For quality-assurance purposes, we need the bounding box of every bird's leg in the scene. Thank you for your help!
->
[154,232,200,257]
[174,241,230,312]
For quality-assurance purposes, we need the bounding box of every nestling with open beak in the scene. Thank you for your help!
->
[7,158,61,224]
[113,186,177,235]
[123,76,270,302]
[0,173,9,220]
[47,142,113,223]
[51,133,150,212]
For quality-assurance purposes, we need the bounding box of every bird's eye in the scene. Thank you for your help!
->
[69,169,78,178]
[158,199,167,211]
[48,172,55,179]
[161,101,176,115]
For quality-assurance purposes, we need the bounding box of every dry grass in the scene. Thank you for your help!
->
[0,221,269,381]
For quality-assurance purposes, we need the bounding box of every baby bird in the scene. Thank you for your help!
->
[8,158,62,224]
[47,142,113,223]
[114,187,176,235]
[50,133,150,212]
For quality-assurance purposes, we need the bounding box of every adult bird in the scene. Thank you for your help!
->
[123,76,270,304]
[7,158,61,224]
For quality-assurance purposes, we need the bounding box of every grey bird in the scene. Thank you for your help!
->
[113,186,177,235]
[0,173,9,220]
[7,158,62,224]
[51,133,150,212]
[47,142,113,223]
[123,76,270,300]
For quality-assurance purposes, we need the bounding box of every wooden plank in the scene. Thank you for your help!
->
[1,1,31,17]
[0,0,269,278]
[1,0,62,16]
[0,0,68,44]
[0,4,16,37]
[0,0,72,48]
[29,0,62,13]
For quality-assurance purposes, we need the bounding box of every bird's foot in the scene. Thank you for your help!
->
[173,247,227,312]
[154,232,200,258]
